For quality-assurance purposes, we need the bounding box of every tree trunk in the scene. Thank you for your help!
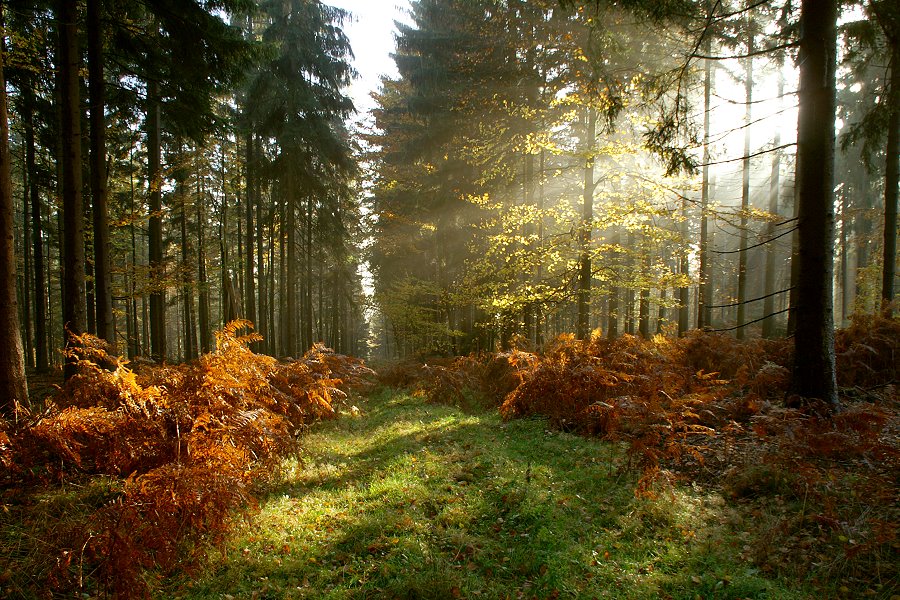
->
[245,132,256,336]
[257,178,267,353]
[535,148,545,347]
[678,197,690,333]
[179,159,194,361]
[147,77,166,362]
[220,147,232,324]
[22,171,32,368]
[285,172,296,355]
[606,231,620,339]
[881,40,899,313]
[577,108,596,340]
[269,199,276,351]
[624,232,635,335]
[23,80,48,371]
[736,24,754,340]
[697,36,713,330]
[523,152,535,343]
[197,172,211,354]
[0,6,29,414]
[304,193,313,348]
[763,59,784,338]
[128,151,140,357]
[658,286,668,334]
[88,0,114,349]
[638,287,650,338]
[59,0,87,379]
[791,0,839,408]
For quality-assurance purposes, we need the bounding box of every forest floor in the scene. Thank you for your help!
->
[160,389,819,600]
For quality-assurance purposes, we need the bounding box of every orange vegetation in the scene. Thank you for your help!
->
[0,320,372,598]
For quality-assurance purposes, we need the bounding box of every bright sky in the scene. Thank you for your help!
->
[326,0,412,115]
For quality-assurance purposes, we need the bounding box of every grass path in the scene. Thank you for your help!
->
[164,389,808,599]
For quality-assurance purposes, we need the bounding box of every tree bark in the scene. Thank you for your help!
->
[697,36,713,330]
[178,156,194,361]
[245,132,256,335]
[638,261,650,339]
[59,0,87,380]
[21,166,32,369]
[304,193,313,348]
[0,6,30,414]
[257,178,268,353]
[881,40,899,313]
[88,0,114,349]
[285,169,296,355]
[23,79,48,371]
[577,108,596,340]
[128,158,140,357]
[763,59,784,338]
[678,196,690,334]
[737,22,754,340]
[147,77,166,362]
[791,0,839,408]
[197,170,211,354]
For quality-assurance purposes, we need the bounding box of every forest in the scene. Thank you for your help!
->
[0,0,897,598]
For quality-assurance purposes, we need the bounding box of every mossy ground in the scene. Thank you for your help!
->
[160,389,812,599]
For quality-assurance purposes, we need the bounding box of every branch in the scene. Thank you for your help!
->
[707,307,791,332]
[712,226,797,254]
[707,286,795,308]
[692,41,798,61]
[698,143,796,167]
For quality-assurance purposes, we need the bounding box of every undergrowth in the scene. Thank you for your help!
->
[388,316,899,597]
[0,320,372,599]
[164,390,815,600]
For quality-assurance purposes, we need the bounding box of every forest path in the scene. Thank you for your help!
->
[164,390,802,600]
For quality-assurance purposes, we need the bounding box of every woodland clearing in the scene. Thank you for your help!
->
[1,320,898,599]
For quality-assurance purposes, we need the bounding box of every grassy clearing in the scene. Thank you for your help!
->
[162,389,811,600]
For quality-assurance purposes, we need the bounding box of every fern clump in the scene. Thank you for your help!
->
[1,321,373,598]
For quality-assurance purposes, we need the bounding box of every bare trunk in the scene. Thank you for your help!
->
[147,77,166,361]
[763,60,784,338]
[24,80,48,371]
[59,0,87,379]
[286,173,296,355]
[179,162,194,361]
[697,36,713,330]
[305,194,313,347]
[678,197,690,333]
[88,0,113,348]
[197,181,211,354]
[257,179,267,353]
[577,108,596,340]
[737,25,754,340]
[791,0,839,408]
[245,132,256,336]
[881,40,899,312]
[0,6,29,413]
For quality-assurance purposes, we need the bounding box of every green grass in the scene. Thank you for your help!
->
[160,389,811,600]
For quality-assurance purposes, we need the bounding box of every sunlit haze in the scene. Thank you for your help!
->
[327,0,412,115]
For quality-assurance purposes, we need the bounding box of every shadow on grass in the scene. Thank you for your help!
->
[166,391,809,600]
